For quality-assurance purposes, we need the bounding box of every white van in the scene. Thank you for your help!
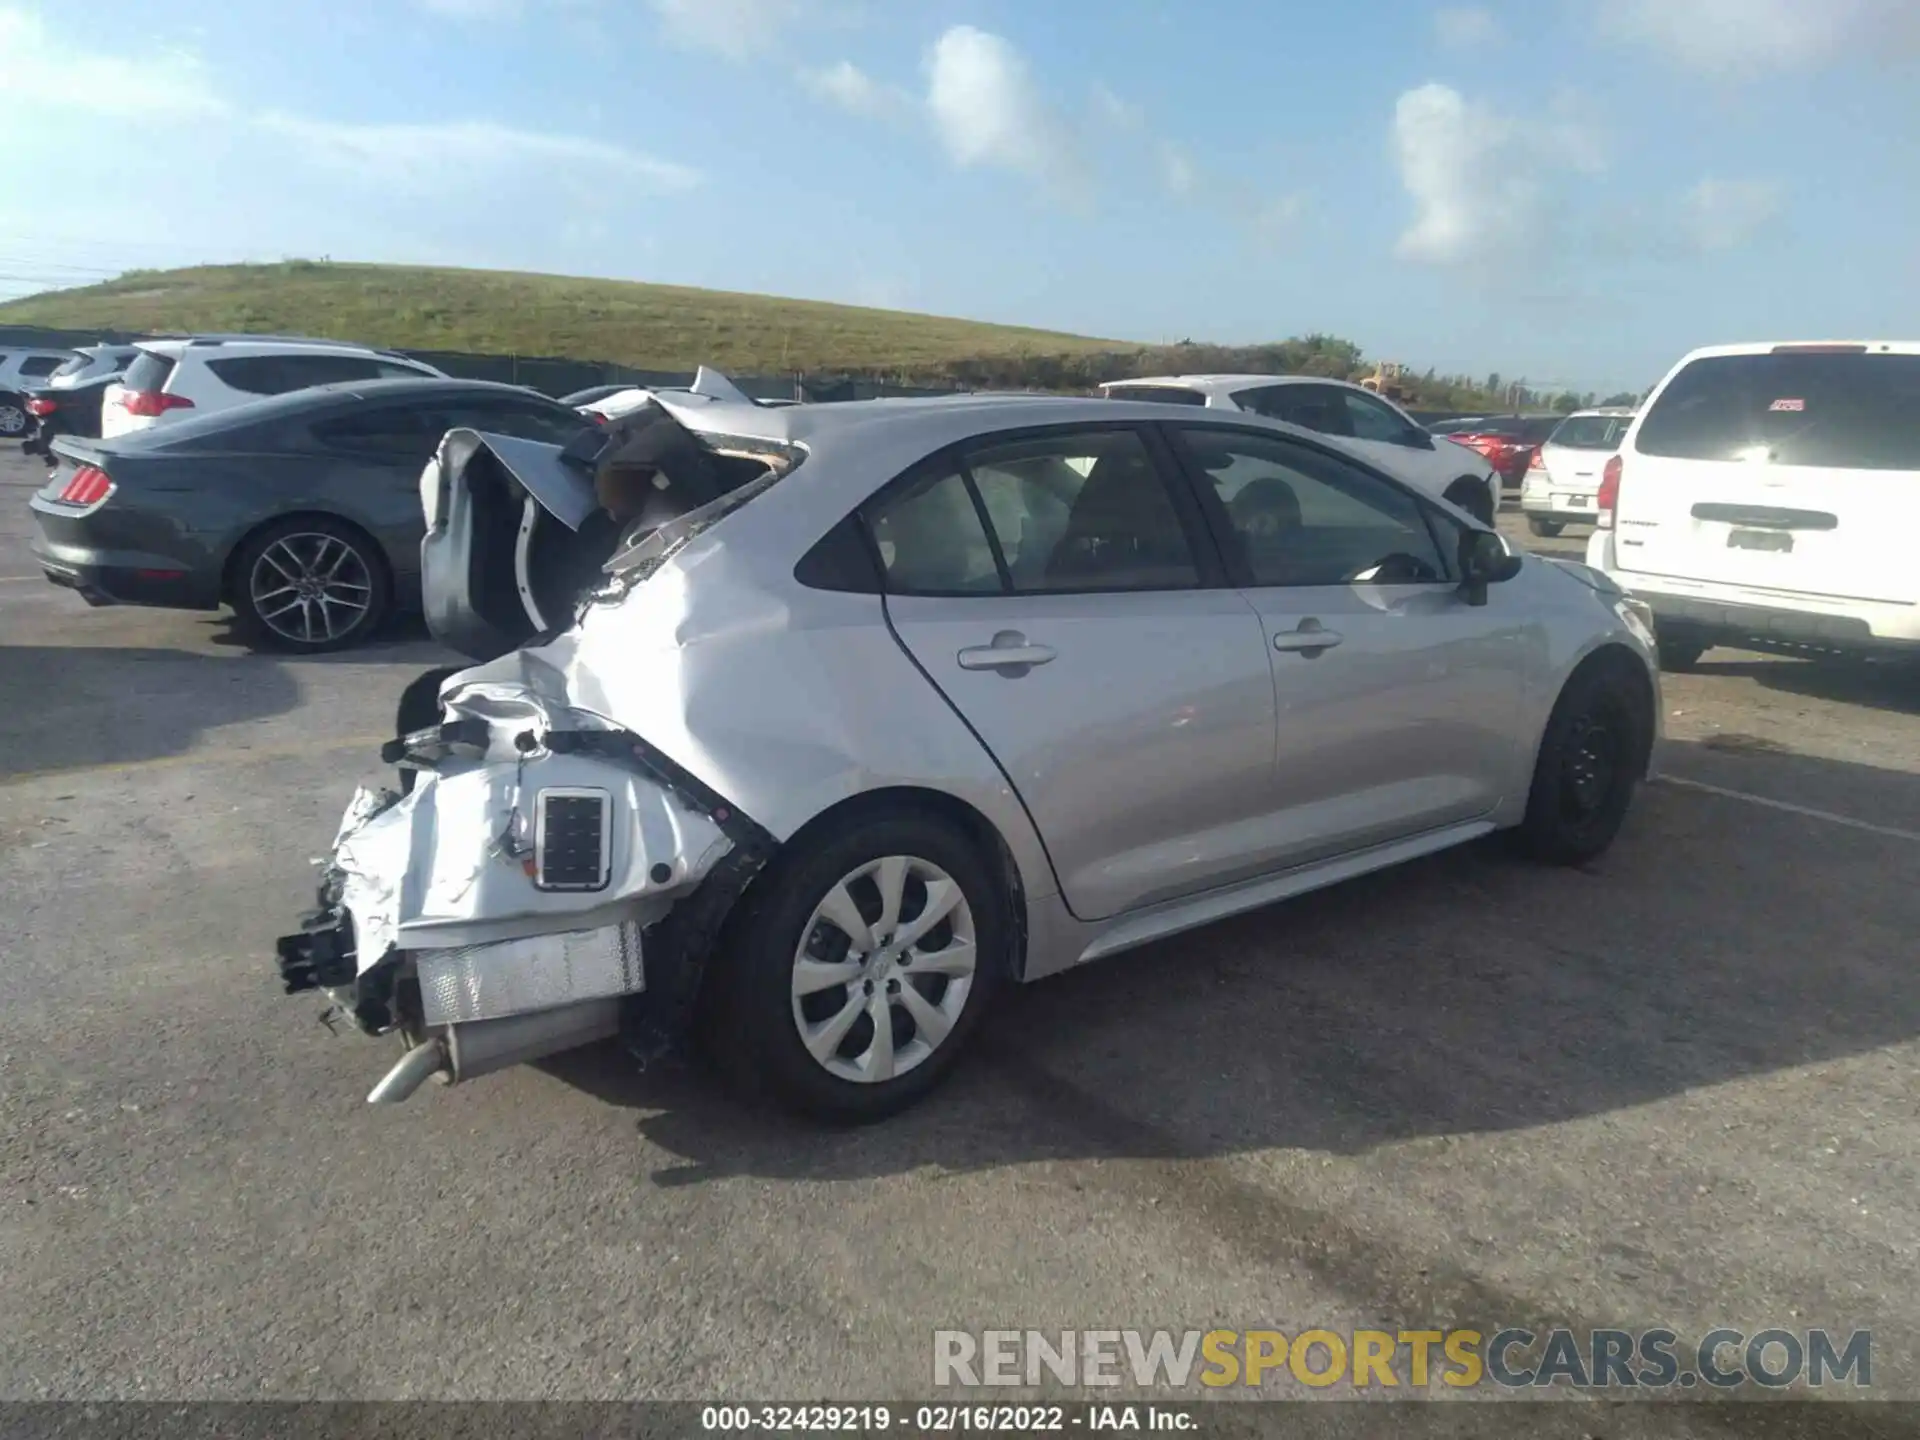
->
[1587,341,1920,669]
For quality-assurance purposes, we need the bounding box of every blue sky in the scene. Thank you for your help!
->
[1,0,1916,392]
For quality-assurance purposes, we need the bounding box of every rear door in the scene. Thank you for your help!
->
[1617,348,1920,602]
[868,423,1280,921]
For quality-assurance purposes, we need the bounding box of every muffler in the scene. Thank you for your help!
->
[364,997,622,1105]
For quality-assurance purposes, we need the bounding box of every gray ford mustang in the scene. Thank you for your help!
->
[275,374,1662,1121]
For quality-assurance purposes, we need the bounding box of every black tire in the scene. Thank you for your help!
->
[1514,660,1649,865]
[0,394,26,439]
[1447,479,1495,528]
[1528,516,1564,538]
[1655,631,1709,672]
[230,516,393,654]
[703,808,1008,1123]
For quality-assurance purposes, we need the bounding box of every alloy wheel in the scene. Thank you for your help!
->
[789,854,977,1084]
[0,403,26,438]
[249,532,375,646]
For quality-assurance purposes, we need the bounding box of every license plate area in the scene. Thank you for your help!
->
[1554,493,1593,510]
[1728,528,1793,553]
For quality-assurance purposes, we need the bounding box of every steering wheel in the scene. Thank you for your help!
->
[1345,552,1438,585]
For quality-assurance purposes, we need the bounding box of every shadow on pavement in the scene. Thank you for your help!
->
[0,644,303,778]
[204,607,447,662]
[540,740,1920,1189]
[1695,650,1920,716]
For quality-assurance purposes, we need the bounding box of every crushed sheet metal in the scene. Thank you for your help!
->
[418,922,645,1025]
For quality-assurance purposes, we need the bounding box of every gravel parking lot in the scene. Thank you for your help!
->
[3,449,1917,1422]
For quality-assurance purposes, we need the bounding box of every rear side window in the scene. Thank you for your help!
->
[208,353,391,395]
[19,354,65,378]
[1236,384,1353,437]
[1549,414,1633,449]
[123,351,178,392]
[437,398,589,446]
[1103,385,1208,407]
[1637,352,1920,471]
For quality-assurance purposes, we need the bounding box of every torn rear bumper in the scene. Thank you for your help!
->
[272,685,775,1104]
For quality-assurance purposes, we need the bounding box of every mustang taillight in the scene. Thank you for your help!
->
[59,465,113,506]
[26,396,56,416]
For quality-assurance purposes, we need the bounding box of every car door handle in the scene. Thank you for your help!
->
[957,632,1057,671]
[1272,621,1343,655]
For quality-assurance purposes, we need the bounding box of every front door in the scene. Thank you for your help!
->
[868,425,1280,921]
[1167,423,1528,868]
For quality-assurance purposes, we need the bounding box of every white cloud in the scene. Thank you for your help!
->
[1090,83,1145,133]
[1157,142,1198,198]
[0,7,226,118]
[1682,178,1785,251]
[1598,0,1920,76]
[1435,6,1502,49]
[799,60,910,119]
[258,114,701,192]
[647,0,802,61]
[1392,83,1603,266]
[925,26,1081,190]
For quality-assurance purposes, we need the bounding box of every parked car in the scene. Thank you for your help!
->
[1098,374,1501,525]
[1432,414,1562,489]
[99,335,445,439]
[274,382,1661,1121]
[1588,340,1920,670]
[0,346,78,438]
[1520,407,1636,537]
[30,378,591,652]
[20,345,143,462]
[559,382,631,408]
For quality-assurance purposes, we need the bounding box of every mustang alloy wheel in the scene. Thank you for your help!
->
[232,516,393,653]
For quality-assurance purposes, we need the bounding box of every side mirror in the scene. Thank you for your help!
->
[1458,529,1523,606]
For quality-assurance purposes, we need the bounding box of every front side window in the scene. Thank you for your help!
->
[1341,390,1415,444]
[438,399,590,446]
[311,405,437,458]
[1102,385,1208,407]
[1176,427,1448,587]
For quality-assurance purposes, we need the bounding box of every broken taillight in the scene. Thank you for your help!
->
[59,465,114,507]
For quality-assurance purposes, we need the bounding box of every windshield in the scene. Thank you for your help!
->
[1637,352,1920,470]
[1549,414,1634,449]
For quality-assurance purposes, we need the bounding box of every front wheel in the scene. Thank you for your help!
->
[0,396,26,439]
[704,810,1007,1122]
[1514,661,1649,865]
[231,517,393,653]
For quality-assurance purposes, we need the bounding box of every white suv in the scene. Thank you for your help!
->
[1099,374,1501,525]
[101,336,445,438]
[1587,340,1920,669]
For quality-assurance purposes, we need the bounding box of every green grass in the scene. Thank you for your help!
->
[0,260,1129,375]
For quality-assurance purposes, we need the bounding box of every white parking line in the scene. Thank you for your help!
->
[1658,774,1920,844]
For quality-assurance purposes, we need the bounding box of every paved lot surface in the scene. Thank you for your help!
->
[2,450,1917,1427]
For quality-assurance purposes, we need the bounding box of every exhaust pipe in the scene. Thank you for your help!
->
[364,997,622,1105]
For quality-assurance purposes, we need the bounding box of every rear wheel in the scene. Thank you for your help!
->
[0,396,26,439]
[1514,659,1648,865]
[1655,630,1709,672]
[231,516,392,654]
[704,810,1007,1123]
[1528,516,1564,538]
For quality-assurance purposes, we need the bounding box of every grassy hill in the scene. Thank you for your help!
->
[0,261,1126,375]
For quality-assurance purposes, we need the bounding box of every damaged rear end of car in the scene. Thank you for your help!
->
[274,383,797,1103]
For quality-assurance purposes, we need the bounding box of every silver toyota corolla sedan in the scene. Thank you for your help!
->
[274,375,1662,1122]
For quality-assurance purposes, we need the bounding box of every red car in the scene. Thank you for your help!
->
[1431,415,1562,487]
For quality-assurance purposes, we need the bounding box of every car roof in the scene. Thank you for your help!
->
[1558,407,1636,418]
[133,335,413,360]
[1101,374,1348,394]
[1668,339,1920,362]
